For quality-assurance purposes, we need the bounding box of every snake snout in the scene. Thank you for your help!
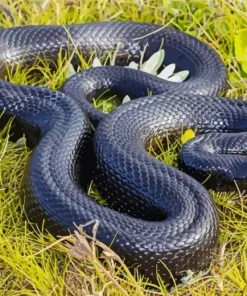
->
[180,132,247,191]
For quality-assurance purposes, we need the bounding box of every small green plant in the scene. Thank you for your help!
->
[91,47,189,112]
[66,44,190,113]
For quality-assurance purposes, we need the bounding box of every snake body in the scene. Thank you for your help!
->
[0,21,245,283]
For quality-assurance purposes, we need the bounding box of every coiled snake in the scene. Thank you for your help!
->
[0,21,245,284]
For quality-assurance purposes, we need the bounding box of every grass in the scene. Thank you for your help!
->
[0,0,247,295]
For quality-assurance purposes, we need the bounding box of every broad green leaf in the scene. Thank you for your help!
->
[92,57,102,67]
[122,95,131,104]
[66,63,76,78]
[181,129,195,144]
[193,9,203,22]
[235,29,247,73]
[168,70,189,82]
[127,61,139,70]
[158,63,176,79]
[141,49,165,74]
[15,137,26,147]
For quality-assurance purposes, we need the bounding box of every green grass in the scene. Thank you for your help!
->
[0,0,247,295]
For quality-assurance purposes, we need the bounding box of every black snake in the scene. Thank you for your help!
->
[0,21,245,284]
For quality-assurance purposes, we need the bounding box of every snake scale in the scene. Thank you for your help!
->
[0,21,245,284]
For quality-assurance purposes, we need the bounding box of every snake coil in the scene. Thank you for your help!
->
[0,21,245,284]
